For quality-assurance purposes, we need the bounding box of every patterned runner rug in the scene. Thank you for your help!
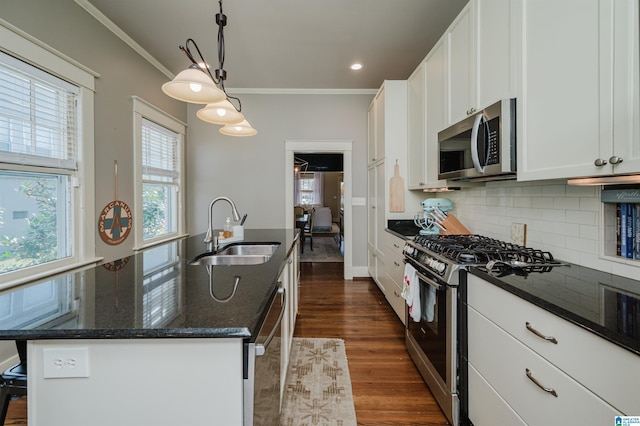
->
[280,338,357,426]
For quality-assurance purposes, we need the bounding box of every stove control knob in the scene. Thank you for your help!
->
[433,261,446,273]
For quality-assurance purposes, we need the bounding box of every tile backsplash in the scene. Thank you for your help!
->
[436,179,639,280]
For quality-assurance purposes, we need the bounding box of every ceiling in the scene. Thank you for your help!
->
[85,0,468,90]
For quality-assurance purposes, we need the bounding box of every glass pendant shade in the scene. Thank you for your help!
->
[161,66,226,104]
[219,119,257,137]
[196,99,245,125]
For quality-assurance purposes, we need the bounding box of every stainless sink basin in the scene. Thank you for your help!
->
[188,242,280,266]
[217,243,280,256]
[190,254,272,266]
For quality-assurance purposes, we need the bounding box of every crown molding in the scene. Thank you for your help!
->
[227,88,378,95]
[74,0,174,79]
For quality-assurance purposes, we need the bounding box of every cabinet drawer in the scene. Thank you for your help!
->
[382,231,405,254]
[383,248,404,287]
[383,275,406,325]
[468,307,621,424]
[468,274,638,414]
[468,363,526,426]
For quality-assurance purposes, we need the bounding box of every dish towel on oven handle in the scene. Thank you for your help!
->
[402,263,421,322]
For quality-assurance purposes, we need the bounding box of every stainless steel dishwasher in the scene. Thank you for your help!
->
[244,285,286,425]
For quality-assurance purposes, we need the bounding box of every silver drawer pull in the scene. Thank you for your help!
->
[526,322,558,344]
[526,368,558,397]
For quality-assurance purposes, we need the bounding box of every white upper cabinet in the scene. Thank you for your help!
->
[445,0,514,127]
[446,4,474,126]
[474,0,515,111]
[516,0,640,180]
[407,60,427,189]
[424,39,448,189]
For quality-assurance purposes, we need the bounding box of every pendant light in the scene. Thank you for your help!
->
[220,119,257,137]
[196,99,244,125]
[161,0,256,136]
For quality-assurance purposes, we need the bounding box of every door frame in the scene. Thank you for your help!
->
[284,140,353,279]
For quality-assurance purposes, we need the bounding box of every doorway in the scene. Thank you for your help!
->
[284,140,353,279]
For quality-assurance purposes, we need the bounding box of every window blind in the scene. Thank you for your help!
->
[142,118,179,182]
[0,52,78,171]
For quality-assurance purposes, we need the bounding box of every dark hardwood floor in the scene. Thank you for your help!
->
[2,262,449,426]
[295,262,449,426]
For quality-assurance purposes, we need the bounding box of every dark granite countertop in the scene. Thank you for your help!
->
[0,229,298,343]
[469,264,640,356]
[386,219,421,240]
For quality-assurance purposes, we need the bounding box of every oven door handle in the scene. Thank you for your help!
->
[404,258,446,291]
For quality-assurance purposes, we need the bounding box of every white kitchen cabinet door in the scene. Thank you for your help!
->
[407,60,427,189]
[446,3,474,126]
[425,38,448,188]
[367,99,377,165]
[474,0,515,110]
[609,0,640,175]
[516,0,640,180]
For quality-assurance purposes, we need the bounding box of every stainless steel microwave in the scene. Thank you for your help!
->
[438,99,516,181]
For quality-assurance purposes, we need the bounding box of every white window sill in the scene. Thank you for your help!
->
[0,257,104,290]
[133,233,190,251]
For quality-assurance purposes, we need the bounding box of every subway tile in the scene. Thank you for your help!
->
[566,210,597,226]
[542,184,566,197]
[554,197,580,210]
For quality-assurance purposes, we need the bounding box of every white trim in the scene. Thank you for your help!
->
[0,17,99,89]
[284,140,354,280]
[132,97,187,250]
[0,28,97,288]
[0,257,102,291]
[73,0,174,79]
[228,88,379,95]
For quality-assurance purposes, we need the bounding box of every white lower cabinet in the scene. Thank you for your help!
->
[28,338,244,426]
[467,274,635,425]
[468,363,526,426]
[380,232,407,324]
[280,239,300,395]
[468,307,619,425]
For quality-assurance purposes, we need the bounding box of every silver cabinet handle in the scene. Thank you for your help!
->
[526,368,558,397]
[526,322,558,344]
[594,158,607,167]
[609,156,623,165]
[394,261,401,267]
[393,243,401,248]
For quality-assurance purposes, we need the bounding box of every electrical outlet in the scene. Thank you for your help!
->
[43,347,89,378]
[511,223,527,246]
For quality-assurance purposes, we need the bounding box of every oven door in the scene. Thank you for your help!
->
[405,259,458,425]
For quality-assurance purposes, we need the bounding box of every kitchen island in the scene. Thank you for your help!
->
[0,229,299,426]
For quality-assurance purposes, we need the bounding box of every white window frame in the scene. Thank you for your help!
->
[0,21,97,289]
[132,96,186,250]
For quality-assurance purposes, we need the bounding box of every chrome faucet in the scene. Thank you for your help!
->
[204,196,242,249]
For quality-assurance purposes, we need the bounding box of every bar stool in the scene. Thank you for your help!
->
[0,340,27,424]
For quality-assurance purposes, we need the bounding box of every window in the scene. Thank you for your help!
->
[296,172,324,205]
[133,97,185,248]
[0,39,95,287]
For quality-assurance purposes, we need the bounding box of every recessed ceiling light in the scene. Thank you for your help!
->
[350,63,362,71]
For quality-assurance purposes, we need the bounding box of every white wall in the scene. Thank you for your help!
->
[442,179,639,280]
[186,92,373,268]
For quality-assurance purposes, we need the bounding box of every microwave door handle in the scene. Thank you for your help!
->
[470,113,486,173]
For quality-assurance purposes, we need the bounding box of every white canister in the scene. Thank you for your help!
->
[232,225,244,240]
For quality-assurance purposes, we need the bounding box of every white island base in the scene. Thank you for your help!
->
[27,338,244,426]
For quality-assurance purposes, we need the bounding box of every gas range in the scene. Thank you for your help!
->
[404,234,563,285]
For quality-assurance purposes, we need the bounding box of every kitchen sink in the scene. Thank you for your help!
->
[217,243,280,256]
[188,242,280,266]
[190,254,272,266]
